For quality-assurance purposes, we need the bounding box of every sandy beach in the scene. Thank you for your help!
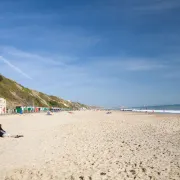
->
[0,111,180,180]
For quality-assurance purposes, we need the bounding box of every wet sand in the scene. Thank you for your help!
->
[0,111,180,180]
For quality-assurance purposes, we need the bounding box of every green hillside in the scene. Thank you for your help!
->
[0,74,88,109]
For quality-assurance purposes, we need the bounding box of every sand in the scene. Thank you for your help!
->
[0,111,180,180]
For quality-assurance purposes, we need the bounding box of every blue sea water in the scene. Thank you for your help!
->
[135,104,180,111]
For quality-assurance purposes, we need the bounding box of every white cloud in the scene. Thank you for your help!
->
[0,46,79,68]
[87,57,166,72]
[0,56,32,80]
[0,12,58,20]
[163,71,180,79]
[134,0,180,12]
[124,59,166,71]
[0,46,179,107]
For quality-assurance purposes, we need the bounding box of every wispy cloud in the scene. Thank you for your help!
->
[0,25,100,56]
[0,46,81,68]
[124,59,166,71]
[0,56,32,80]
[0,45,179,106]
[163,70,180,79]
[4,47,66,66]
[0,12,58,20]
[134,0,180,12]
[88,57,167,72]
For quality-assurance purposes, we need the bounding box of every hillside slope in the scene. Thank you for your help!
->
[0,74,88,109]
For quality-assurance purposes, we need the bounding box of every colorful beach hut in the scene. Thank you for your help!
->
[0,98,6,114]
[16,106,23,114]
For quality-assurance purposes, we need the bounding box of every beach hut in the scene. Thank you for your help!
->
[35,107,39,112]
[41,107,45,112]
[39,107,43,112]
[16,106,23,114]
[27,107,34,113]
[44,107,49,112]
[0,98,6,114]
[23,107,28,113]
[41,107,46,112]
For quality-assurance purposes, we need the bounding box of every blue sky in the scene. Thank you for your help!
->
[0,0,180,107]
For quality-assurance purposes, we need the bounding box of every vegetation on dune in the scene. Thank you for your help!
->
[0,74,88,109]
[22,87,32,93]
[0,75,3,82]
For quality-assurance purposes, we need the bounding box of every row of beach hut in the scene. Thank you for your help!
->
[15,106,70,114]
[0,98,72,115]
[15,106,50,114]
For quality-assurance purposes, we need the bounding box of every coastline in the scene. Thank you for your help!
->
[120,109,180,114]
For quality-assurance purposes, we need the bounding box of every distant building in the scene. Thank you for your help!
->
[0,98,6,114]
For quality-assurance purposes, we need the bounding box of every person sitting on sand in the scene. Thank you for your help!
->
[0,124,23,138]
[47,111,53,115]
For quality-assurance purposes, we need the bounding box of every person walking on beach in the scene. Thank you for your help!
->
[0,124,23,138]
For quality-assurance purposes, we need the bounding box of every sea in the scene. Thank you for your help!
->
[118,104,180,114]
[134,104,180,111]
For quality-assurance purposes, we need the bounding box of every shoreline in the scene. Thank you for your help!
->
[119,109,180,114]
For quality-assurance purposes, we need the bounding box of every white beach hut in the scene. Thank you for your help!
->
[0,98,6,114]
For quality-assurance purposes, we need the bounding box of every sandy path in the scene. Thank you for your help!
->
[0,111,180,180]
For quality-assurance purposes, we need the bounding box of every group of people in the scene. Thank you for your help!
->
[0,124,23,138]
